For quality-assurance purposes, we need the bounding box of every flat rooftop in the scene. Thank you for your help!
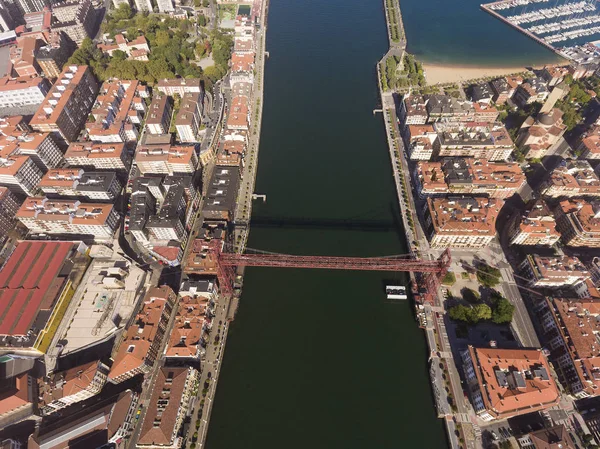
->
[57,257,146,355]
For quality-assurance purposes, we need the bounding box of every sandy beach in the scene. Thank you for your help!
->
[422,62,532,85]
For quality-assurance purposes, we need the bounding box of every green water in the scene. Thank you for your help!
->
[204,0,447,447]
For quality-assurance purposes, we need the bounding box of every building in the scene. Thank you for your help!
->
[520,255,590,287]
[36,32,73,79]
[37,360,110,415]
[133,0,153,12]
[0,76,50,109]
[0,187,22,240]
[554,199,600,247]
[51,0,96,45]
[175,92,202,143]
[405,124,437,160]
[425,94,472,122]
[137,367,198,449]
[231,52,255,73]
[0,131,63,172]
[16,197,120,239]
[226,95,249,130]
[146,94,173,135]
[514,77,550,106]
[434,121,514,161]
[97,34,151,61]
[165,295,212,360]
[490,77,513,105]
[425,196,502,248]
[0,369,35,429]
[107,286,176,384]
[578,131,600,160]
[87,79,147,143]
[203,166,240,222]
[145,178,187,242]
[157,0,174,12]
[9,36,40,77]
[461,346,559,421]
[519,425,576,449]
[0,150,43,196]
[30,65,99,144]
[14,0,47,14]
[517,109,566,160]
[156,78,202,96]
[135,145,197,176]
[537,297,600,397]
[28,390,136,449]
[541,65,570,87]
[415,158,525,199]
[0,241,78,353]
[64,142,129,171]
[399,94,428,125]
[38,168,122,201]
[470,82,494,104]
[509,199,560,246]
[541,160,600,199]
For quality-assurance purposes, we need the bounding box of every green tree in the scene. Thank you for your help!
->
[112,49,128,62]
[476,263,501,288]
[449,305,471,322]
[112,3,133,21]
[490,291,515,324]
[472,303,492,321]
[203,65,222,82]
[155,30,171,47]
[197,14,207,27]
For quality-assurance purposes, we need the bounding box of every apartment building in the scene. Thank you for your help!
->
[156,79,202,96]
[470,82,494,104]
[51,0,96,45]
[37,360,110,415]
[0,131,63,172]
[405,124,437,160]
[415,158,525,199]
[578,133,600,160]
[87,79,146,143]
[165,294,212,360]
[10,37,41,77]
[520,255,590,287]
[0,151,43,196]
[16,197,120,239]
[137,367,198,449]
[517,108,566,160]
[461,346,559,421]
[145,180,187,242]
[231,52,255,73]
[0,187,23,240]
[0,76,50,109]
[108,286,176,384]
[30,65,99,144]
[490,76,520,105]
[157,0,174,12]
[38,168,122,201]
[173,93,201,143]
[537,297,600,398]
[513,77,550,106]
[434,122,514,161]
[133,0,153,11]
[399,95,428,125]
[541,65,570,87]
[64,142,129,171]
[425,196,503,248]
[203,166,240,222]
[226,96,249,131]
[541,160,600,199]
[36,32,73,79]
[135,145,197,175]
[425,95,473,122]
[554,199,600,247]
[508,199,560,246]
[146,94,173,135]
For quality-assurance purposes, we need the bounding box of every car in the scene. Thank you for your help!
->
[491,431,499,441]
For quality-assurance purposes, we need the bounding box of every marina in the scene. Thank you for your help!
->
[481,0,600,62]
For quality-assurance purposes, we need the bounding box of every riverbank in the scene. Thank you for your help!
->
[422,62,531,84]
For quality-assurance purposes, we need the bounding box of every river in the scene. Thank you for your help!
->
[204,0,447,447]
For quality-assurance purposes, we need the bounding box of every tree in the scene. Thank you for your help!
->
[112,49,128,62]
[155,30,171,47]
[462,288,480,304]
[490,292,515,324]
[195,42,207,59]
[203,65,222,82]
[449,305,471,322]
[112,3,133,21]
[472,303,492,321]
[197,14,207,27]
[476,262,501,288]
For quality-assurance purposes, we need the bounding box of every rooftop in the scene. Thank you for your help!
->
[469,346,559,418]
[427,196,503,236]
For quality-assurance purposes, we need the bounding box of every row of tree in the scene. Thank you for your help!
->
[448,290,515,325]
